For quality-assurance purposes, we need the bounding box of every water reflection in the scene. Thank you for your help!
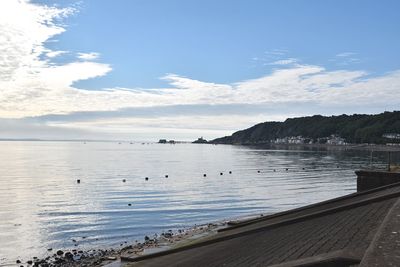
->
[0,142,389,265]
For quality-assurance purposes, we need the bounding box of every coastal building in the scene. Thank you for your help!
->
[272,137,288,144]
[326,134,347,145]
[383,133,400,139]
[272,136,305,144]
[288,136,305,144]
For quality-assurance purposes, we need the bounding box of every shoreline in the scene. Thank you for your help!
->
[221,142,400,152]
[8,214,265,267]
[8,214,266,267]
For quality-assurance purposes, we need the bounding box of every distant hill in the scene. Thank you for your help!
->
[211,111,400,145]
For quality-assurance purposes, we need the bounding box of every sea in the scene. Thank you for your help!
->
[0,141,391,266]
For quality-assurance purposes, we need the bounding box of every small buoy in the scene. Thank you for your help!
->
[229,171,232,174]
[285,168,289,171]
[128,203,131,206]
[257,170,260,173]
[337,165,340,168]
[76,179,80,184]
[220,172,223,175]
[302,167,305,170]
[145,177,149,181]
[203,174,207,177]
[122,179,126,182]
[165,175,168,178]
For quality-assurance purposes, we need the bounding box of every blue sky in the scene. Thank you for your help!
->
[0,0,400,140]
[46,0,400,89]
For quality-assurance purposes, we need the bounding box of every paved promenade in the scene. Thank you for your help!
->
[122,182,400,267]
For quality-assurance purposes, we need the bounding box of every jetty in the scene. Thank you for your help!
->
[122,170,400,266]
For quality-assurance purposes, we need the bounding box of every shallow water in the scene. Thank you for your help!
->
[0,142,389,265]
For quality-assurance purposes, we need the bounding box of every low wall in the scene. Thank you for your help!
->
[356,170,400,192]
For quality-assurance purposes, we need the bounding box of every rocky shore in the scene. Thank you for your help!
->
[12,221,228,267]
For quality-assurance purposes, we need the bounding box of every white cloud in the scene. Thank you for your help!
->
[268,58,298,65]
[336,52,356,57]
[264,49,288,56]
[77,52,100,60]
[333,52,361,66]
[46,50,67,58]
[0,1,399,140]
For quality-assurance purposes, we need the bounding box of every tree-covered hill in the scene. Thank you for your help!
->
[211,111,400,145]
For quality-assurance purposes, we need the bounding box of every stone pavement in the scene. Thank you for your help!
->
[360,198,400,266]
[122,182,400,267]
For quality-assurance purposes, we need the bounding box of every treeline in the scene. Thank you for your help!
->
[211,111,400,145]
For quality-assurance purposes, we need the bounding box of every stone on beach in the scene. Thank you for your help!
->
[56,250,64,256]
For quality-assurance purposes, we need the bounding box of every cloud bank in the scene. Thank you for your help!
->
[0,1,399,140]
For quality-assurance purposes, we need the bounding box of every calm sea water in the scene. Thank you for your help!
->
[0,141,389,265]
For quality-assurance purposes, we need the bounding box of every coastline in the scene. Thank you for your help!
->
[10,216,267,267]
[8,224,218,267]
[220,142,400,152]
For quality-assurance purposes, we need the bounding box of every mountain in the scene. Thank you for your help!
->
[211,111,400,145]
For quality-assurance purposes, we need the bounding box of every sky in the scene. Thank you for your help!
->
[0,0,399,141]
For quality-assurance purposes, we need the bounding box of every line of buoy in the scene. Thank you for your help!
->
[78,166,337,186]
